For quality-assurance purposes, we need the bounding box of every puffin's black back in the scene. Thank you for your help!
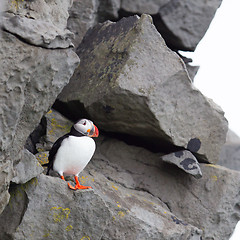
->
[45,127,85,175]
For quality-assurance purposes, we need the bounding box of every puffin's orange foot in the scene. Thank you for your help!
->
[67,182,92,190]
[67,176,92,190]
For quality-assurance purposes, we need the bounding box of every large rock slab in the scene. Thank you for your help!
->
[0,30,79,160]
[119,0,222,51]
[156,0,223,51]
[89,170,202,239]
[2,0,74,48]
[0,174,111,240]
[0,27,79,213]
[82,136,240,239]
[58,14,228,163]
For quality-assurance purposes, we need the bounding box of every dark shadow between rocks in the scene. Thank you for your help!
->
[53,99,91,123]
[0,183,29,240]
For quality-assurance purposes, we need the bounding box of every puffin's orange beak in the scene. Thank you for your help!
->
[92,124,99,137]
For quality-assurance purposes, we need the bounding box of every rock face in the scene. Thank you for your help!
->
[219,130,240,171]
[1,109,237,239]
[11,149,43,184]
[65,0,223,52]
[98,0,121,21]
[121,0,169,15]
[91,171,202,240]
[67,0,98,48]
[0,0,79,214]
[0,1,237,239]
[58,14,228,164]
[156,0,223,51]
[2,0,74,48]
[119,0,223,51]
[86,136,240,240]
[44,109,73,146]
[0,175,111,240]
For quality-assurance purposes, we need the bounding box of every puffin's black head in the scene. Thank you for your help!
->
[73,119,99,137]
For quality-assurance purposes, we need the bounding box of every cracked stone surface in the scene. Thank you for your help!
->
[2,0,74,48]
[0,0,234,239]
[121,0,169,15]
[58,14,228,164]
[0,174,111,240]
[34,110,203,239]
[67,0,98,48]
[0,6,79,213]
[156,0,223,51]
[81,136,240,240]
[89,171,202,240]
[17,108,238,239]
[12,149,44,184]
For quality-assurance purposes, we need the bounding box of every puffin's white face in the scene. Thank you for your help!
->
[73,119,99,137]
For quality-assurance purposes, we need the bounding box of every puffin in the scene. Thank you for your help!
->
[45,118,99,190]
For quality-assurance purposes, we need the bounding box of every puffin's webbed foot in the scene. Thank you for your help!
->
[67,176,92,190]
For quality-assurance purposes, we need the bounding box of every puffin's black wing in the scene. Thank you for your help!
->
[45,133,70,175]
[44,127,85,175]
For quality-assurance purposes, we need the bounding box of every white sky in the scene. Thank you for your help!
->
[182,0,240,137]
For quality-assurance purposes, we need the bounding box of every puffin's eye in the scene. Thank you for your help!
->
[83,121,86,125]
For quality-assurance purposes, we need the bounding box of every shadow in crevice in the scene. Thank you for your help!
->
[0,183,29,239]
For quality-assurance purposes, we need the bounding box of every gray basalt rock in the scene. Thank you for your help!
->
[0,27,79,213]
[121,0,169,15]
[0,31,79,160]
[178,54,199,82]
[157,0,223,51]
[2,13,74,49]
[12,149,44,184]
[0,160,13,216]
[58,14,228,164]
[2,0,74,48]
[0,174,111,240]
[98,0,121,21]
[219,130,240,171]
[83,136,240,240]
[67,0,98,48]
[44,109,72,146]
[185,64,200,82]
[6,0,72,29]
[89,170,202,240]
[25,110,201,239]
[161,150,202,179]
[119,0,222,51]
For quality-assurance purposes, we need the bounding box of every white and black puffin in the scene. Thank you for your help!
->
[45,118,99,190]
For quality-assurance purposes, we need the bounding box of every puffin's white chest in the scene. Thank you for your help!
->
[53,136,96,176]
